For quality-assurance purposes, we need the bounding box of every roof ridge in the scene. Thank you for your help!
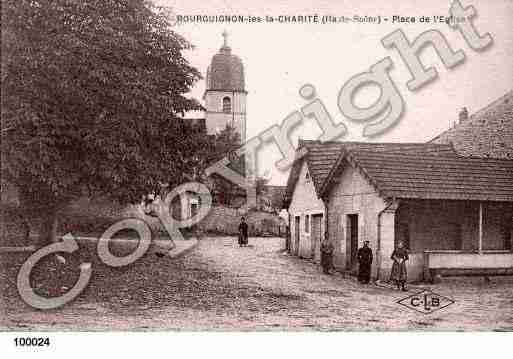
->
[468,89,513,119]
[348,149,513,162]
[429,89,513,142]
[300,139,454,147]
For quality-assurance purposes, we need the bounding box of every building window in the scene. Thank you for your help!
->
[222,97,231,113]
[305,214,310,233]
[190,203,198,218]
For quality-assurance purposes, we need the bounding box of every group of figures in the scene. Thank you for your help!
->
[320,239,409,291]
[239,217,409,290]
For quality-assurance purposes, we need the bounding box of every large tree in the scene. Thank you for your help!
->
[1,0,207,245]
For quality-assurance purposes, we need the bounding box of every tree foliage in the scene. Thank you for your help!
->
[255,176,269,197]
[2,0,206,209]
[203,125,245,206]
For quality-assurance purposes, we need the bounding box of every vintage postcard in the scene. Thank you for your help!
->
[1,0,512,353]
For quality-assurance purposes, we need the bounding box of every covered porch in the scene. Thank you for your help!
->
[394,199,513,281]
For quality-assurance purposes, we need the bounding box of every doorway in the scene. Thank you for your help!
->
[346,214,359,271]
[294,216,300,255]
[311,214,323,262]
[190,203,198,218]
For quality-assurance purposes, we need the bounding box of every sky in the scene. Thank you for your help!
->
[158,0,513,185]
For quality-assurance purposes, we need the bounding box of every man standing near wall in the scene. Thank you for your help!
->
[357,241,373,284]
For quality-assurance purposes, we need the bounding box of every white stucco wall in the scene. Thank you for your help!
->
[288,161,325,259]
[428,252,513,268]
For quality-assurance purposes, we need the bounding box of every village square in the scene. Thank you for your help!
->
[1,0,512,332]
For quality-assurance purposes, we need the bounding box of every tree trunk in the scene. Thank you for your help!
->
[18,211,31,243]
[38,207,59,247]
[17,181,63,247]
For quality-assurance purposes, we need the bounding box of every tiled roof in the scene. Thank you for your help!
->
[284,140,513,207]
[206,47,245,92]
[339,148,513,202]
[430,90,513,159]
[283,140,345,207]
[284,140,456,207]
[299,141,347,192]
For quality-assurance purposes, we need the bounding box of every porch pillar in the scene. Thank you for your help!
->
[376,200,399,281]
[478,202,483,254]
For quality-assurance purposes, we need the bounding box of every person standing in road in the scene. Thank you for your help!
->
[320,238,334,274]
[390,241,409,291]
[238,217,248,247]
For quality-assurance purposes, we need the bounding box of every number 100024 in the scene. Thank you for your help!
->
[14,337,50,347]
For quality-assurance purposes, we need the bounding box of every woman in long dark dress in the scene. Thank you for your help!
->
[238,217,248,247]
[390,241,409,291]
[320,239,334,274]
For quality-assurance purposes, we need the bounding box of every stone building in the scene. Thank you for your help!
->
[284,139,513,282]
[284,141,341,261]
[284,91,513,282]
[204,30,247,141]
[181,31,247,142]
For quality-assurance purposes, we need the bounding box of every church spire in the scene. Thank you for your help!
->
[222,30,229,47]
[220,30,231,53]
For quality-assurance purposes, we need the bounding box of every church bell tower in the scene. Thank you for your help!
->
[204,31,247,144]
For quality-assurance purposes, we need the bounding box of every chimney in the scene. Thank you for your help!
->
[458,107,469,123]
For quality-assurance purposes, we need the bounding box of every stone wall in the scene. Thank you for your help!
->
[1,193,286,246]
[326,162,389,278]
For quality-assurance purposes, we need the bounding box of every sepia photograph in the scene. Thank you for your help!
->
[1,0,512,356]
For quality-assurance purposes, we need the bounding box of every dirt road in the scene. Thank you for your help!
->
[1,237,512,330]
